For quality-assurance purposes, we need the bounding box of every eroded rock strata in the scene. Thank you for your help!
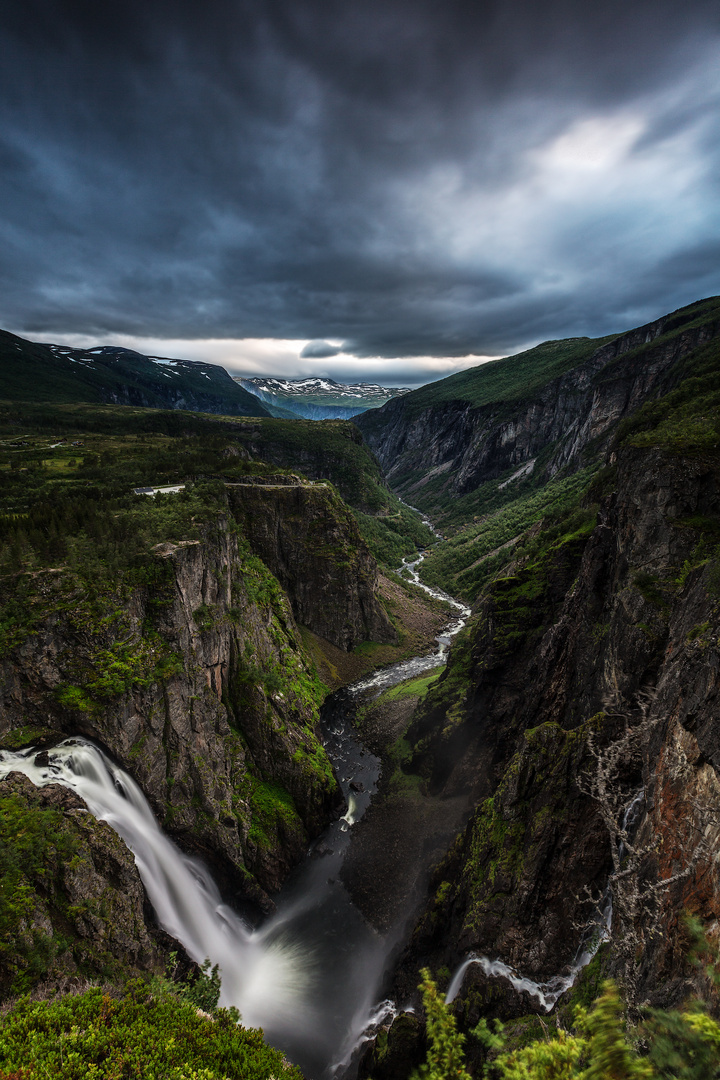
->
[227,476,396,650]
[357,300,720,504]
[0,480,392,908]
[372,441,720,1069]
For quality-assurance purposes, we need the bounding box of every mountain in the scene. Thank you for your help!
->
[0,330,270,418]
[236,376,411,420]
[356,297,720,519]
[355,296,720,598]
[351,295,720,1071]
[5,298,720,1076]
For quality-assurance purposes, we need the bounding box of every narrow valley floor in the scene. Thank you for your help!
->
[340,694,470,935]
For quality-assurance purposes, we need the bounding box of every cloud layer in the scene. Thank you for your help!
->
[1,0,719,368]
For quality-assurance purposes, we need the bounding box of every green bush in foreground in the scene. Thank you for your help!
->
[0,980,301,1080]
[415,969,720,1079]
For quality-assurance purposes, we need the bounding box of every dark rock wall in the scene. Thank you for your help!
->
[227,477,396,650]
[357,312,720,503]
[395,443,720,1010]
[0,515,344,906]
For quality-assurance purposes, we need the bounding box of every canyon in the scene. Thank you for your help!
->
[2,295,720,1078]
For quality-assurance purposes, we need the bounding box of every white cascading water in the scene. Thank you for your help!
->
[445,788,646,1011]
[0,551,472,1077]
[0,740,314,1036]
[3,542,635,1066]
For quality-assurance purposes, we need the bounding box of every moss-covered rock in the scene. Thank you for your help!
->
[0,773,169,995]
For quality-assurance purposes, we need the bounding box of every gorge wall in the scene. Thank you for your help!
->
[355,300,720,1077]
[0,477,395,917]
[369,425,720,1075]
[357,299,720,506]
[226,476,396,650]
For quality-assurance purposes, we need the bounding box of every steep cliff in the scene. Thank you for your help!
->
[0,772,169,995]
[356,297,720,521]
[227,476,396,650]
[0,506,346,909]
[387,437,720,1031]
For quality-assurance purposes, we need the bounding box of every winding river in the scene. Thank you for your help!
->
[0,556,470,1079]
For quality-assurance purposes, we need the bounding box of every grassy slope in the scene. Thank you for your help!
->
[398,299,720,600]
[358,336,611,446]
[0,329,269,417]
[362,296,720,443]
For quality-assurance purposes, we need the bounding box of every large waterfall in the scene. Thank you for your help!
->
[0,730,392,1078]
[0,740,314,1034]
[0,566,471,1077]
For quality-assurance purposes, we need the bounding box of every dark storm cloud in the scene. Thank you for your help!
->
[0,0,719,359]
[301,341,342,358]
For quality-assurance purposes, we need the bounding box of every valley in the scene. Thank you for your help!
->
[2,295,720,1078]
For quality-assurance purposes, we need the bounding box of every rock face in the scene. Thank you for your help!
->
[393,442,720,1014]
[227,477,396,650]
[0,772,168,996]
[0,506,353,907]
[356,303,720,507]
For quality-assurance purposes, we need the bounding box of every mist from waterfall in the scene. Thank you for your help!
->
[0,740,318,1034]
[0,560,472,1077]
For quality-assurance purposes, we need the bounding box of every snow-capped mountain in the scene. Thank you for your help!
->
[235,377,411,420]
[0,331,269,417]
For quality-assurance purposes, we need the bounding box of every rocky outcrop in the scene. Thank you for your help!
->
[0,513,344,907]
[227,476,396,650]
[0,772,168,995]
[356,301,720,510]
[391,441,720,1018]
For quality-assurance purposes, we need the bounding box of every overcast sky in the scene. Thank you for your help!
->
[1,0,719,385]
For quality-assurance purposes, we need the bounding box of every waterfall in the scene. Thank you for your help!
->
[0,740,315,1037]
[445,789,645,1011]
[0,725,398,1078]
[0,545,473,1076]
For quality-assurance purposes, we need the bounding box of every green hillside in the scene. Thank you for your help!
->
[361,296,720,440]
[0,402,433,573]
[0,330,270,418]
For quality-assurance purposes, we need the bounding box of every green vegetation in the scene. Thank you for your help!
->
[247,779,304,851]
[0,400,433,573]
[0,792,77,992]
[354,505,436,568]
[412,967,472,1080]
[382,668,443,703]
[618,336,720,456]
[414,968,720,1079]
[0,979,301,1080]
[421,469,598,600]
[0,328,269,417]
[362,338,614,432]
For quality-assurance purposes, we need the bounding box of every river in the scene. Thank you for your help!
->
[0,556,471,1079]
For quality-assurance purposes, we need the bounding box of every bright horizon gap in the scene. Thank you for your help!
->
[15,330,506,388]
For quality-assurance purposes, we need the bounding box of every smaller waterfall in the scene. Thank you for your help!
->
[445,789,645,1011]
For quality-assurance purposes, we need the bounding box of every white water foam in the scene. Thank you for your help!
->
[445,789,645,1011]
[351,554,470,697]
[0,739,314,1036]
